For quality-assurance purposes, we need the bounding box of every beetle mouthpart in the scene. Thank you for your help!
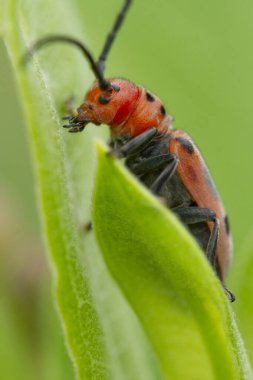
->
[62,118,90,133]
[68,125,85,133]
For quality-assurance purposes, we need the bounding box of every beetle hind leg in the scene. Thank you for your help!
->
[173,206,235,302]
[173,207,218,265]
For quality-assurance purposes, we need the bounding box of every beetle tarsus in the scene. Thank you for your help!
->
[223,286,236,303]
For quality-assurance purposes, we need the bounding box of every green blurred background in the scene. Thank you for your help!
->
[1,0,253,378]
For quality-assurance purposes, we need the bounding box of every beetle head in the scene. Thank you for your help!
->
[71,79,140,131]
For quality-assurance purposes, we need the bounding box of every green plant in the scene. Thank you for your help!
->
[1,0,253,379]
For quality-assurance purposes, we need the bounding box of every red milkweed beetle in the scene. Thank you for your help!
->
[24,0,235,301]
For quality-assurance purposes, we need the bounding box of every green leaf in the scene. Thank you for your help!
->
[1,0,162,379]
[2,1,108,378]
[231,230,253,365]
[93,141,252,380]
[2,0,253,378]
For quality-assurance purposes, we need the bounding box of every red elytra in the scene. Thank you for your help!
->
[25,0,234,300]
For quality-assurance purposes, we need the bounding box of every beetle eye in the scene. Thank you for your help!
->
[99,95,111,104]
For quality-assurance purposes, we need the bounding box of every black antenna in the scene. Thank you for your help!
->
[97,0,132,74]
[23,1,132,89]
[23,35,111,91]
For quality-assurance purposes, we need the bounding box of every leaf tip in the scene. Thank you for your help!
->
[95,139,109,156]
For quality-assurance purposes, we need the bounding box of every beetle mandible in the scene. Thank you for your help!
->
[25,0,234,301]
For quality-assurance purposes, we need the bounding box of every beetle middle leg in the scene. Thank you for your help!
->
[128,154,176,175]
[150,155,179,194]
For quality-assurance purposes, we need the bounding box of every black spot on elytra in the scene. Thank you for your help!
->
[160,105,166,116]
[224,215,230,234]
[99,95,111,104]
[146,92,155,102]
[176,137,194,154]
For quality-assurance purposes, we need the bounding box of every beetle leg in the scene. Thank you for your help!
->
[173,207,219,266]
[128,154,175,175]
[223,286,236,302]
[110,128,157,158]
[150,155,178,194]
[173,207,235,302]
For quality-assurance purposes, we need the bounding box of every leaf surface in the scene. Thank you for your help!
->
[93,142,252,380]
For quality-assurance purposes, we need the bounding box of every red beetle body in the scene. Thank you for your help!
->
[27,0,233,298]
[75,78,232,281]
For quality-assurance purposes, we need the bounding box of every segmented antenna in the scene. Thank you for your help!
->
[22,35,111,90]
[97,0,132,74]
[22,1,132,90]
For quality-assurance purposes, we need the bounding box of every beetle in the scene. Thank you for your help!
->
[24,0,234,301]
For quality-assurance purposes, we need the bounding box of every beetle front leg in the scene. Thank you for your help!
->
[110,128,157,158]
